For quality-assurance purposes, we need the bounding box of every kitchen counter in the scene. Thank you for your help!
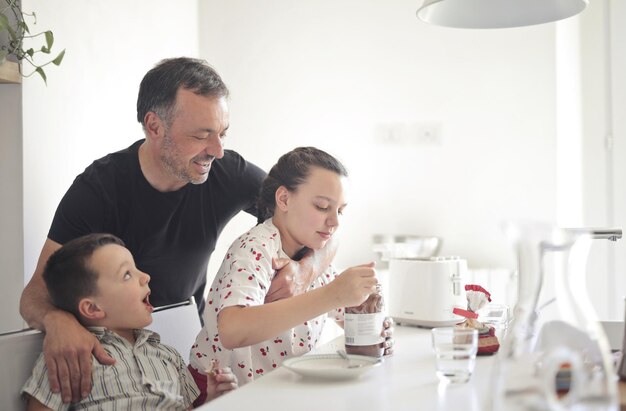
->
[197,324,496,410]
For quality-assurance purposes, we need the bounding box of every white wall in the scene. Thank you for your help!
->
[1,0,25,333]
[611,0,626,319]
[21,0,200,283]
[0,72,24,333]
[578,0,626,319]
[2,0,199,333]
[11,1,624,333]
[198,0,558,281]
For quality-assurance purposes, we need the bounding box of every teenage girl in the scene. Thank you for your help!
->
[189,147,390,402]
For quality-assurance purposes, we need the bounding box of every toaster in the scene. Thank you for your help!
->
[388,257,467,327]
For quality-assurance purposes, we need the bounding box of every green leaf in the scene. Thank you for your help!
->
[26,48,34,57]
[45,31,54,49]
[52,49,65,66]
[41,46,49,53]
[18,21,30,34]
[0,13,9,31]
[36,67,47,85]
[7,24,16,39]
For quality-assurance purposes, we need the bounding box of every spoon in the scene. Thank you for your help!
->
[337,349,377,369]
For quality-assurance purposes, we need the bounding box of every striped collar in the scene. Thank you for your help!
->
[87,327,161,346]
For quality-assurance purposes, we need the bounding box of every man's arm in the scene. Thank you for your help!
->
[20,238,115,403]
[264,237,338,303]
[21,239,62,330]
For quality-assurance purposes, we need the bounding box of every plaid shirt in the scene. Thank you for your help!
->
[22,328,199,410]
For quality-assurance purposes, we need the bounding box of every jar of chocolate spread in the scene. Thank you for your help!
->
[344,284,385,357]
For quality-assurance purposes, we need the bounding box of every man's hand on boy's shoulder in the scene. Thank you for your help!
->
[42,310,115,403]
[265,238,338,303]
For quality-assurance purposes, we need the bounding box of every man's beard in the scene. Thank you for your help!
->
[160,132,209,185]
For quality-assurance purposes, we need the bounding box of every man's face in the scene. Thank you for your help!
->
[158,88,229,187]
[89,244,153,334]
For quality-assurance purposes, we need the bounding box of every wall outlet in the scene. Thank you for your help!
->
[412,122,443,146]
[374,122,443,146]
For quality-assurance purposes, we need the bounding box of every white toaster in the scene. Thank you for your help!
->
[388,257,467,327]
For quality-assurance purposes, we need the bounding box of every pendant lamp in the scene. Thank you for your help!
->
[416,0,589,29]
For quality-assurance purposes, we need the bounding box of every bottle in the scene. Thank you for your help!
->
[492,222,618,411]
[344,283,385,357]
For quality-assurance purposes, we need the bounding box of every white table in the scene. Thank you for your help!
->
[197,324,496,410]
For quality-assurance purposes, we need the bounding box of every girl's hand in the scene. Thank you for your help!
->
[382,317,395,356]
[330,262,378,308]
[205,367,238,402]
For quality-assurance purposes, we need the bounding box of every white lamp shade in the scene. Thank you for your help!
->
[416,0,589,29]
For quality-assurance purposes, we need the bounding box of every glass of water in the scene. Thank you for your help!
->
[431,327,478,383]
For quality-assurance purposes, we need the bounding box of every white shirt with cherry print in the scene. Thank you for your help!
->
[189,219,343,385]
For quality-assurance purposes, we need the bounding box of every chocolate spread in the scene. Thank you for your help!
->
[345,284,385,357]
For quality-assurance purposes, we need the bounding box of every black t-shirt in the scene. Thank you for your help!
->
[48,140,266,315]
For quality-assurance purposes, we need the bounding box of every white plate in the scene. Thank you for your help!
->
[395,317,462,328]
[283,354,382,381]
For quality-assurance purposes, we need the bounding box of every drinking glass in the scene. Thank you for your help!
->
[431,327,478,383]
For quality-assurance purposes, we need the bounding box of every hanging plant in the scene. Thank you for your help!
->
[0,0,65,83]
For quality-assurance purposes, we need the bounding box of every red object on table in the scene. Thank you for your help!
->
[453,307,478,319]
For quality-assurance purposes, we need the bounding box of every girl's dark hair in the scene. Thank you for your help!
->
[257,147,348,223]
[42,233,125,320]
[136,57,229,128]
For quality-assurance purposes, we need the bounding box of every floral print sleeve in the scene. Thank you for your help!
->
[211,230,278,310]
[190,219,341,387]
[190,220,281,382]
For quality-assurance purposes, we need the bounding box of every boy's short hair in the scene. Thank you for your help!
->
[43,233,125,319]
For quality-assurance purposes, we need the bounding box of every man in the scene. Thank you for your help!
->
[20,57,330,404]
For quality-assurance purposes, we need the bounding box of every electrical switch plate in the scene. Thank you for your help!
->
[374,122,443,146]
[374,123,405,145]
[412,122,442,146]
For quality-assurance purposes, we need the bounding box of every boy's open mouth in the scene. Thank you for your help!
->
[143,292,154,312]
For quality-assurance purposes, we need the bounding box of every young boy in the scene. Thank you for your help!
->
[21,233,237,410]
